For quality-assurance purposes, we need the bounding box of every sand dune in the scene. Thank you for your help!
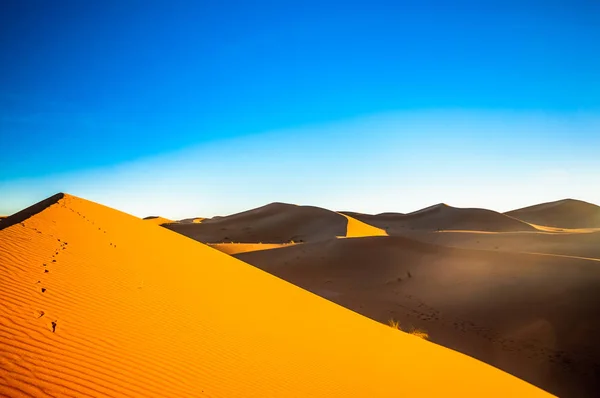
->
[0,193,550,397]
[339,211,404,226]
[142,215,173,225]
[402,229,600,259]
[164,202,385,244]
[177,217,205,224]
[506,199,600,229]
[343,203,535,233]
[236,236,600,397]
[208,242,296,255]
[340,213,387,237]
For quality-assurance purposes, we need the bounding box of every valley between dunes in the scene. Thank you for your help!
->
[0,193,552,397]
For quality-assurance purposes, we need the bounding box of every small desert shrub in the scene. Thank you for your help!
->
[387,319,429,340]
[408,328,429,340]
[388,319,401,329]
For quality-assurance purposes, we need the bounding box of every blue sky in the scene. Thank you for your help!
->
[1,1,599,218]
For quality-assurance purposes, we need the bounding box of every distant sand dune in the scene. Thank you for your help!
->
[164,202,386,244]
[506,199,600,229]
[0,194,550,397]
[177,217,205,224]
[342,203,535,233]
[237,235,600,397]
[142,215,173,225]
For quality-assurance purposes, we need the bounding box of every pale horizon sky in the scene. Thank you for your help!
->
[2,109,598,219]
[1,1,599,218]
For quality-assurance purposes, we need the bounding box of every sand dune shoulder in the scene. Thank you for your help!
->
[142,215,174,225]
[165,202,387,244]
[343,203,535,233]
[506,198,600,229]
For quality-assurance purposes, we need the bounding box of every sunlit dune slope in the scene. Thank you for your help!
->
[236,236,600,397]
[164,202,385,243]
[506,198,600,229]
[0,194,550,397]
[340,212,387,237]
[343,203,535,233]
[142,215,173,225]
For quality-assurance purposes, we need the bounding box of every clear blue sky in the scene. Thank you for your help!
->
[1,1,599,218]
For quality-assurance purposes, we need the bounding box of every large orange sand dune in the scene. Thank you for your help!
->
[0,193,549,397]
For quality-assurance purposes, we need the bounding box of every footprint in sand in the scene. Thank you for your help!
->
[51,321,57,333]
[41,288,46,293]
[35,310,45,318]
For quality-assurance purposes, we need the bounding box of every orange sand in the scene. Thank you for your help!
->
[0,193,550,397]
[340,212,387,237]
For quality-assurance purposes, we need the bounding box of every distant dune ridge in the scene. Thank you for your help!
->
[177,217,205,224]
[342,203,536,233]
[163,202,385,244]
[505,198,600,229]
[0,193,550,397]
[142,215,173,225]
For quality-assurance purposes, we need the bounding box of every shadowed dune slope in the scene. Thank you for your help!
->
[506,199,600,229]
[236,236,600,397]
[401,229,600,259]
[339,211,404,226]
[0,194,550,397]
[343,204,535,233]
[208,242,296,255]
[164,202,384,243]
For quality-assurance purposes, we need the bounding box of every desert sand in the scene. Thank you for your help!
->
[505,199,600,229]
[236,235,600,397]
[341,203,535,233]
[208,242,297,255]
[161,199,600,397]
[398,229,600,259]
[142,215,173,225]
[177,217,205,224]
[164,202,386,244]
[0,193,550,397]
